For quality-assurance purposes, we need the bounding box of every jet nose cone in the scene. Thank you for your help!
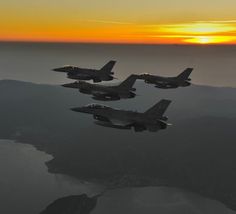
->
[70,107,81,112]
[52,67,64,72]
[62,83,70,88]
[62,82,79,88]
[70,106,88,113]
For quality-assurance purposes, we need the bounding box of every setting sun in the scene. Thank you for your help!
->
[183,35,236,44]
[198,36,211,44]
[152,22,236,44]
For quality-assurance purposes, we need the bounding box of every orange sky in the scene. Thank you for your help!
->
[1,0,236,44]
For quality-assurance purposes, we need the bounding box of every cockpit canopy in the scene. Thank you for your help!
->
[63,65,76,69]
[139,73,149,76]
[78,81,88,85]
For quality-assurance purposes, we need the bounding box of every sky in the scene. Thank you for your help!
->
[1,0,236,44]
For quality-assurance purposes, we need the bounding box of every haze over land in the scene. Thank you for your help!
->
[0,43,236,87]
[0,78,236,211]
[0,43,236,213]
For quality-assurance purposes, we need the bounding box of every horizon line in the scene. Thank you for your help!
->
[0,40,236,46]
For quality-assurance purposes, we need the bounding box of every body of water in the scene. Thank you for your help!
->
[0,140,101,214]
[93,187,236,214]
[0,140,235,214]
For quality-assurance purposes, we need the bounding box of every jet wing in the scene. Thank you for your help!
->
[155,83,178,89]
[109,119,132,126]
[92,91,113,96]
[92,91,120,100]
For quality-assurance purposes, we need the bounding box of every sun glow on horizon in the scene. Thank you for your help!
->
[194,36,213,44]
[0,19,236,44]
[158,23,236,35]
[1,0,236,44]
[146,21,236,44]
[183,35,236,44]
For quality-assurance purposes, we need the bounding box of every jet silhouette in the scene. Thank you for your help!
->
[71,99,172,132]
[53,60,116,82]
[62,74,138,101]
[139,68,193,89]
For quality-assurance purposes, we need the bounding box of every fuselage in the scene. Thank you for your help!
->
[71,105,166,132]
[140,74,191,88]
[63,82,136,101]
[53,66,113,82]
[82,85,135,99]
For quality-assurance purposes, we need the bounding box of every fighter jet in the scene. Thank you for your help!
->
[62,74,138,101]
[53,60,116,82]
[139,68,193,89]
[71,99,172,132]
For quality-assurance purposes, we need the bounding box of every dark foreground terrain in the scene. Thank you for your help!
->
[0,80,236,210]
[40,194,99,214]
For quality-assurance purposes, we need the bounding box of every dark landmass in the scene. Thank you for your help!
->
[40,194,98,214]
[0,80,236,210]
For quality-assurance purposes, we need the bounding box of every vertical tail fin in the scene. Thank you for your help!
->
[177,68,193,80]
[117,74,138,90]
[145,99,171,118]
[100,60,116,74]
